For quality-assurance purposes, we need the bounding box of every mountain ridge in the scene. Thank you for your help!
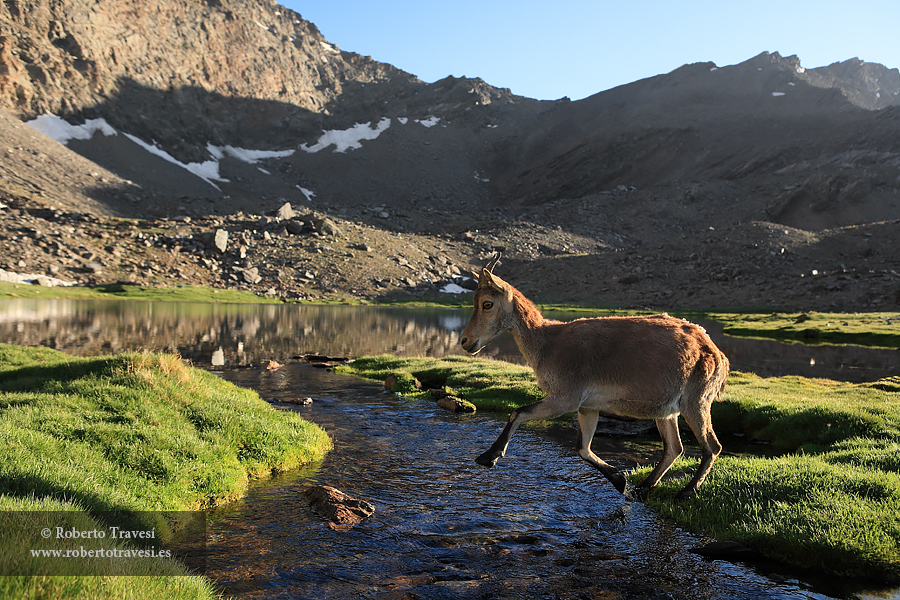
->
[1,0,898,310]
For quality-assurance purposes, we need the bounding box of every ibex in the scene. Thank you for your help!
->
[459,253,729,500]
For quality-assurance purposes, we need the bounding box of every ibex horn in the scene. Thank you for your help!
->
[483,252,502,273]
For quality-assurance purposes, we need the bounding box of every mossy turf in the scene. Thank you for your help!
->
[335,354,543,413]
[338,354,900,582]
[0,343,332,598]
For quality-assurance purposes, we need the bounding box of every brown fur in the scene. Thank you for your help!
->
[460,260,729,500]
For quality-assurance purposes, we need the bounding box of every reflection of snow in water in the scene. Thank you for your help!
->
[211,349,225,367]
[439,314,467,331]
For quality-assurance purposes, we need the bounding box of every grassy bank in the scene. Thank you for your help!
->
[0,281,283,303]
[694,310,900,348]
[338,354,900,582]
[0,343,332,599]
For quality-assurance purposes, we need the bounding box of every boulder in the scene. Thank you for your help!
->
[276,202,296,221]
[213,229,228,253]
[436,396,476,413]
[313,217,342,237]
[303,485,374,530]
[285,220,305,235]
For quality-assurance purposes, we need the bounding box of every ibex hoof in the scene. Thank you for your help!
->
[475,451,500,467]
[674,487,697,501]
[630,484,651,502]
[607,472,627,494]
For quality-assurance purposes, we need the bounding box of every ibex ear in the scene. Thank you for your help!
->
[479,270,514,302]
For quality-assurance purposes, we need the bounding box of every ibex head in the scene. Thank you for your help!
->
[460,252,515,354]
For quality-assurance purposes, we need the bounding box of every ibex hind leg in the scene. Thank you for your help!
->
[675,398,722,500]
[575,408,627,494]
[633,414,683,500]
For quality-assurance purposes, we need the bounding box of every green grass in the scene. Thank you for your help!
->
[0,281,283,303]
[637,449,900,583]
[335,354,543,413]
[695,310,900,348]
[0,343,332,598]
[338,354,900,582]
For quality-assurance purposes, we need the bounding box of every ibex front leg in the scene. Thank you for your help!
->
[476,395,579,467]
[575,408,627,493]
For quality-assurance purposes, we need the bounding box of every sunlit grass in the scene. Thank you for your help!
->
[335,354,543,413]
[696,310,900,348]
[0,343,332,598]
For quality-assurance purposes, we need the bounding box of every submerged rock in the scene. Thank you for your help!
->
[436,396,476,413]
[303,485,374,530]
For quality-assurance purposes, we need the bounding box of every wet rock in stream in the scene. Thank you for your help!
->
[303,485,375,530]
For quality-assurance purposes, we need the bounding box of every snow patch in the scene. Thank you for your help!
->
[301,118,391,153]
[207,144,295,163]
[771,92,786,97]
[26,114,116,144]
[398,117,409,124]
[25,114,296,194]
[440,282,469,295]
[122,133,226,190]
[319,41,340,54]
[297,186,316,201]
[415,116,441,128]
[0,267,74,287]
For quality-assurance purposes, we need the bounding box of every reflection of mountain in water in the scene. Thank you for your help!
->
[0,299,469,367]
[0,299,896,382]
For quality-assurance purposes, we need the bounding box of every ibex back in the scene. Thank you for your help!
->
[459,254,729,500]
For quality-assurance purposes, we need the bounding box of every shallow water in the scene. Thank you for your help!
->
[207,363,897,599]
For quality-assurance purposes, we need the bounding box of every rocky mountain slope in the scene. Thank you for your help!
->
[1,0,898,311]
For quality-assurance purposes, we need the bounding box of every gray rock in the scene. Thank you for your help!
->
[240,267,261,284]
[276,202,295,221]
[214,229,228,253]
[314,217,342,237]
[286,220,305,235]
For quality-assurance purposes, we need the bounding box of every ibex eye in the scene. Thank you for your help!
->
[482,301,493,310]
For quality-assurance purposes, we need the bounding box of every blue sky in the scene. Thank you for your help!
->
[279,1,900,101]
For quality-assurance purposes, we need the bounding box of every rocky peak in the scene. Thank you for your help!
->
[0,0,424,158]
[800,57,900,110]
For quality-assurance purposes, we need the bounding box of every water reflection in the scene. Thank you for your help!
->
[0,298,896,382]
